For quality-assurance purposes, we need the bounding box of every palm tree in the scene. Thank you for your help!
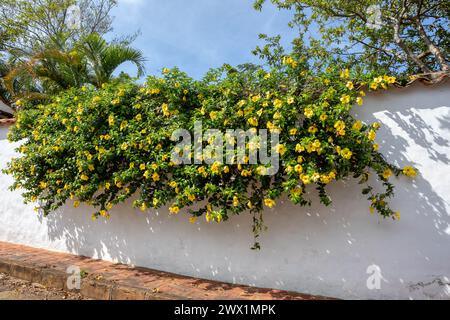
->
[79,33,146,87]
[3,33,146,100]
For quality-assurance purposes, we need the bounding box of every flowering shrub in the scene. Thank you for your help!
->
[5,59,416,249]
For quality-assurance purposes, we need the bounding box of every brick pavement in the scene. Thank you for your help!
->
[0,241,332,300]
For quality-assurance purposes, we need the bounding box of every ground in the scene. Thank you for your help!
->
[0,273,87,300]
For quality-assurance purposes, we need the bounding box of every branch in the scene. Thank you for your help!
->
[388,2,432,74]
[414,10,449,72]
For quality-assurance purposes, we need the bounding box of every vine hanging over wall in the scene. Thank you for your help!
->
[4,57,417,249]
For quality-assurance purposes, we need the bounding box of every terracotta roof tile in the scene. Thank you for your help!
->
[0,118,16,127]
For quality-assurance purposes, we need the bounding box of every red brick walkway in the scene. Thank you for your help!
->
[0,241,330,300]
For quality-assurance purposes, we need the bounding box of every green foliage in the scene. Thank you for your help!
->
[3,33,146,100]
[0,0,117,55]
[254,0,449,78]
[5,57,416,248]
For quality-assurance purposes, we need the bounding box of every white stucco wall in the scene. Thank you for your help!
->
[0,81,449,300]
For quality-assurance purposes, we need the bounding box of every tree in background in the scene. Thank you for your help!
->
[4,33,145,100]
[0,0,146,104]
[0,0,117,56]
[254,0,449,80]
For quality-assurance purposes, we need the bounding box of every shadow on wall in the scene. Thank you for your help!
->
[0,127,9,140]
[42,83,450,299]
[354,82,450,237]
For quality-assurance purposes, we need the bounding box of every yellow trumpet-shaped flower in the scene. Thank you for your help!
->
[264,198,276,208]
[403,166,417,178]
[382,168,392,179]
[169,206,180,214]
[304,108,314,118]
[346,81,354,90]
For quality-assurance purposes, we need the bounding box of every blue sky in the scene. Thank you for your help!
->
[108,0,298,80]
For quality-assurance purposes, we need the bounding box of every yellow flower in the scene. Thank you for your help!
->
[300,174,311,185]
[256,166,267,175]
[162,68,170,74]
[152,172,160,182]
[289,128,298,135]
[105,182,111,190]
[308,125,318,134]
[161,103,170,116]
[340,94,351,105]
[106,203,113,210]
[198,166,208,177]
[108,115,115,126]
[189,216,197,224]
[368,130,377,141]
[311,140,321,152]
[340,69,349,79]
[312,172,321,182]
[73,201,80,208]
[370,82,378,90]
[287,97,295,105]
[386,76,396,84]
[264,198,276,208]
[251,95,261,102]
[352,120,363,131]
[356,97,363,106]
[100,210,109,218]
[382,168,392,179]
[340,148,353,160]
[373,143,380,151]
[346,81,354,90]
[247,117,258,127]
[372,122,381,130]
[209,111,218,120]
[272,111,281,120]
[304,108,314,118]
[319,114,328,121]
[374,76,383,83]
[135,114,142,121]
[223,166,230,174]
[282,56,298,68]
[295,164,303,173]
[169,206,180,214]
[394,211,401,220]
[211,161,222,175]
[81,174,89,181]
[140,202,147,212]
[275,144,287,155]
[403,166,417,178]
[233,196,240,207]
[295,144,305,153]
[334,120,346,132]
[273,99,283,109]
[241,169,252,177]
[120,142,128,150]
